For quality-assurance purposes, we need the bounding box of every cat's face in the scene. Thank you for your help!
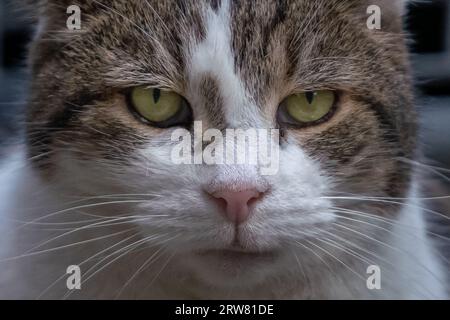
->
[26,0,416,288]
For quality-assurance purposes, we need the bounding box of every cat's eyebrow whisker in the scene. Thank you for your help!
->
[91,0,170,59]
[299,56,369,64]
[142,0,176,43]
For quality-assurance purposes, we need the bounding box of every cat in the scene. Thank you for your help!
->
[0,0,448,299]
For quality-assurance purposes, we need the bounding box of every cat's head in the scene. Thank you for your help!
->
[25,0,416,288]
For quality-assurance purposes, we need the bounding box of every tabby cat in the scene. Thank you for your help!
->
[0,0,447,299]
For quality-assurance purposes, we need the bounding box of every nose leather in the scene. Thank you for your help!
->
[212,189,262,224]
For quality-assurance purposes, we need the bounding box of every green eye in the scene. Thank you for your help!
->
[282,90,336,125]
[129,87,191,127]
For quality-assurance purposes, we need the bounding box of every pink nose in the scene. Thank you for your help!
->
[211,189,263,224]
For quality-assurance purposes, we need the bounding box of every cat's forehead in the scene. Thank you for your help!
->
[60,0,393,96]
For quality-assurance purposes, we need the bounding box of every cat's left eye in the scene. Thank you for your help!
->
[278,90,337,127]
[128,87,192,128]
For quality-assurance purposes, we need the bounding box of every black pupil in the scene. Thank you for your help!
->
[305,91,315,104]
[153,89,161,104]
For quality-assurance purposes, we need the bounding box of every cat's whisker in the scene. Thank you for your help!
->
[291,251,308,285]
[333,224,450,297]
[314,233,438,295]
[327,190,450,201]
[1,215,108,227]
[36,232,140,299]
[142,250,177,295]
[331,217,450,268]
[21,215,181,232]
[323,217,447,278]
[4,209,155,230]
[332,213,400,238]
[63,233,177,299]
[40,193,163,208]
[333,222,406,253]
[320,229,394,267]
[0,227,138,263]
[18,214,170,255]
[397,157,450,175]
[322,196,450,221]
[294,240,334,274]
[332,221,447,283]
[61,236,155,299]
[304,239,366,282]
[310,226,377,265]
[114,246,167,299]
[313,235,378,268]
[14,199,161,232]
[332,206,450,242]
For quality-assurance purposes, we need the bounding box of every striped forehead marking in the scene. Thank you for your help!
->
[187,0,264,129]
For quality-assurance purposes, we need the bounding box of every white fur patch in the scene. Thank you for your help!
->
[187,0,263,128]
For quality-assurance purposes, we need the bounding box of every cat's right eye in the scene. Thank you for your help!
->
[128,87,192,128]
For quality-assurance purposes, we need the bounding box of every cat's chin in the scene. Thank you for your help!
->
[183,248,286,288]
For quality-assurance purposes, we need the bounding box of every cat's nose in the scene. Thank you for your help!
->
[210,189,264,224]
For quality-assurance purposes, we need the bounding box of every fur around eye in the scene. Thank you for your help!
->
[128,87,192,128]
[278,90,337,127]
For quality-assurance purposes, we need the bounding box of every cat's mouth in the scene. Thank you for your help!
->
[196,248,279,261]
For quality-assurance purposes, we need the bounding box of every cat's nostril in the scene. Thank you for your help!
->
[210,189,264,224]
